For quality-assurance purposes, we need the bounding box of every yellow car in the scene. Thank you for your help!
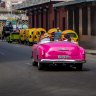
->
[48,28,62,37]
[33,28,46,43]
[25,28,37,45]
[48,28,58,37]
[62,30,79,44]
[19,29,26,44]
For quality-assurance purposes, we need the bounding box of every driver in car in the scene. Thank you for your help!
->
[39,33,50,44]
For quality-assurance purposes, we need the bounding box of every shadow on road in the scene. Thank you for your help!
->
[31,65,90,72]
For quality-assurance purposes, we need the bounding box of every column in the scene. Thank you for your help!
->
[88,6,91,36]
[66,9,69,29]
[79,8,82,35]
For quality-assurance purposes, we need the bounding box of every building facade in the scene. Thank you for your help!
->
[15,0,96,49]
[14,0,65,30]
[54,0,96,49]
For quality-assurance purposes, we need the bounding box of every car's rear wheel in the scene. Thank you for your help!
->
[38,62,43,70]
[32,59,37,66]
[76,63,83,71]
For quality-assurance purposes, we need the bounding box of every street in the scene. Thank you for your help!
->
[0,41,96,96]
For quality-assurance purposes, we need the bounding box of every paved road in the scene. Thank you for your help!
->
[0,41,96,96]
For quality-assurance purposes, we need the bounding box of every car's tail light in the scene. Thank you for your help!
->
[82,53,86,59]
[81,50,86,59]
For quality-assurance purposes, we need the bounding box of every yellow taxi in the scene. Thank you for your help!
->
[62,30,79,44]
[48,28,62,36]
[19,29,26,44]
[25,28,37,45]
[33,28,46,43]
[48,28,58,37]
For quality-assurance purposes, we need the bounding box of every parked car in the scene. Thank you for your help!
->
[19,29,26,44]
[33,28,46,43]
[62,30,79,44]
[48,28,62,38]
[6,32,20,43]
[25,28,37,45]
[32,39,86,70]
[2,25,13,40]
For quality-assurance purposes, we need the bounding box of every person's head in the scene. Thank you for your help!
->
[44,33,49,38]
[41,31,45,35]
[51,32,55,36]
[64,34,71,41]
[57,27,60,32]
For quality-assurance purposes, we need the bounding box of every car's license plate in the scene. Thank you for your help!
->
[58,55,70,59]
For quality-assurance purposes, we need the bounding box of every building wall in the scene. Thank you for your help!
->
[79,5,96,49]
[49,4,54,29]
[53,2,96,49]
[26,1,96,49]
[27,3,60,31]
[59,7,66,31]
[65,4,96,49]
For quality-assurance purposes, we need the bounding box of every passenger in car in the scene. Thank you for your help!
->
[64,34,71,42]
[54,27,62,41]
[39,33,50,44]
[39,31,45,41]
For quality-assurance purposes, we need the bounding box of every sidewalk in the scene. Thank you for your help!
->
[86,49,96,55]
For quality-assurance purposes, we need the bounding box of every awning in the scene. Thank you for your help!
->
[53,0,96,7]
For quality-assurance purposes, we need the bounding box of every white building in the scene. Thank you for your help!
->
[5,0,26,11]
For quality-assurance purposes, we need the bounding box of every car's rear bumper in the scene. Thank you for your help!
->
[40,59,86,64]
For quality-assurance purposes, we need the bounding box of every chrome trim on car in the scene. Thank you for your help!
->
[40,59,86,63]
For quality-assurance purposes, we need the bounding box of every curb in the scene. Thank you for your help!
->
[87,53,96,55]
[86,51,96,55]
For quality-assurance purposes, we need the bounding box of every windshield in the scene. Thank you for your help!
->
[67,33,77,38]
[12,33,19,35]
[39,38,50,44]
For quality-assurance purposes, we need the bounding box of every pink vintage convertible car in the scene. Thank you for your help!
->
[32,39,86,70]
